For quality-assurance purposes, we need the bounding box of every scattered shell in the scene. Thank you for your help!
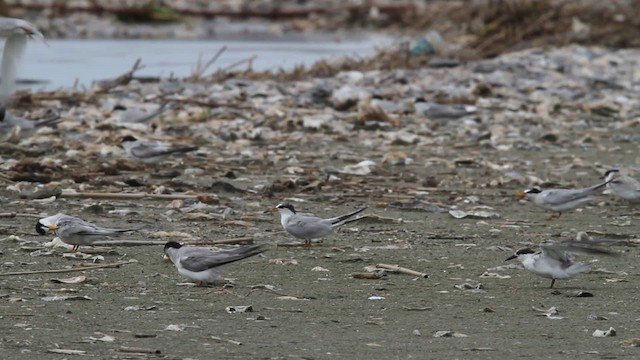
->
[87,334,115,343]
[50,275,87,284]
[593,327,616,337]
[47,349,87,355]
[479,272,510,279]
[276,296,310,301]
[620,338,640,347]
[433,331,468,338]
[532,306,564,320]
[164,324,185,331]
[352,272,385,279]
[226,305,253,314]
[449,209,500,219]
[41,295,92,302]
[567,291,593,297]
[339,160,376,175]
[454,282,484,292]
[269,258,298,265]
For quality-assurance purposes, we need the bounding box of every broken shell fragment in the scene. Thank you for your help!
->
[593,327,616,337]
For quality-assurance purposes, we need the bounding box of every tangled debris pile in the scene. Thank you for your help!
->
[2,43,639,211]
[5,0,640,61]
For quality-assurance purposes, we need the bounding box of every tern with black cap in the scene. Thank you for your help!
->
[516,179,611,219]
[505,240,618,288]
[163,242,266,286]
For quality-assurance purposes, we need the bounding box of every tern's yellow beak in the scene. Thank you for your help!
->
[47,224,59,231]
[103,110,113,118]
[515,191,527,199]
[114,137,122,146]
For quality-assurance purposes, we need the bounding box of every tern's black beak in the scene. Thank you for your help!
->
[504,254,517,262]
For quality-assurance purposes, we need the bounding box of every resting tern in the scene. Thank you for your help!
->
[275,203,367,249]
[35,213,73,235]
[602,169,640,202]
[163,242,266,286]
[105,102,172,124]
[505,240,618,288]
[516,180,611,219]
[47,215,138,252]
[0,108,61,136]
[116,135,198,164]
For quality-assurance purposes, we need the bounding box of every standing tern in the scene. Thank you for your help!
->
[602,169,640,202]
[516,180,611,219]
[505,240,618,288]
[275,203,367,249]
[116,135,198,164]
[163,242,266,286]
[47,215,138,252]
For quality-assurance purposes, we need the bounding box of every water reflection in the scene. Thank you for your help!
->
[16,34,393,90]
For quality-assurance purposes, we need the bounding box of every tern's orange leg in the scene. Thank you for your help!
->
[303,240,312,250]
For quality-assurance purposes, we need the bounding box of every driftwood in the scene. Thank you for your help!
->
[190,45,227,80]
[59,191,214,201]
[118,347,161,355]
[376,263,429,278]
[95,58,144,92]
[0,260,135,277]
[93,237,254,246]
[351,272,384,279]
[0,212,42,219]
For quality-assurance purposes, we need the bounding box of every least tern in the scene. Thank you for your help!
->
[0,108,61,135]
[516,180,611,219]
[602,169,640,202]
[505,240,618,288]
[106,102,171,124]
[163,242,266,286]
[47,216,138,252]
[117,135,198,164]
[275,203,367,249]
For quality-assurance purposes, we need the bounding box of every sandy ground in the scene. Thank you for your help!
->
[1,135,639,360]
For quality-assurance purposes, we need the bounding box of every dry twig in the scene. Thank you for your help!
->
[59,191,215,202]
[0,212,42,219]
[190,45,227,80]
[0,260,135,277]
[376,263,429,278]
[95,58,145,92]
[118,346,162,355]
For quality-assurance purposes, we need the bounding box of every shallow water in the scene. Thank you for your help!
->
[16,34,394,90]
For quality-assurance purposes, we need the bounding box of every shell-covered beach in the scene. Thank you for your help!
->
[2,1,640,358]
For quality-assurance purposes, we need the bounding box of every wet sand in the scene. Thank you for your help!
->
[1,139,638,359]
